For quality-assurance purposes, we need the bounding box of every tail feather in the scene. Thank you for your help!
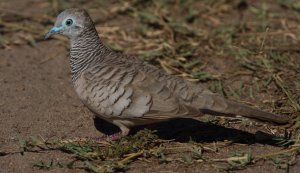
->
[200,95,290,124]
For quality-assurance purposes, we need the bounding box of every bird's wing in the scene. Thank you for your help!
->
[80,62,200,120]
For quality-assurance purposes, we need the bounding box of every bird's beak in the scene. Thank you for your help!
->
[45,26,63,40]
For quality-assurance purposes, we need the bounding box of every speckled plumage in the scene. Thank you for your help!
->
[46,8,289,135]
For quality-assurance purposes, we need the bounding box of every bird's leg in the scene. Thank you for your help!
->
[106,128,129,140]
[107,122,130,140]
[93,129,129,142]
[96,122,130,141]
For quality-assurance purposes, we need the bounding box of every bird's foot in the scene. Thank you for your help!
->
[106,130,129,141]
[94,130,129,142]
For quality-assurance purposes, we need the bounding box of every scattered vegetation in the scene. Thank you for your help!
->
[0,129,298,172]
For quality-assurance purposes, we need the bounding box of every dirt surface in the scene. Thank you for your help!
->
[0,0,300,173]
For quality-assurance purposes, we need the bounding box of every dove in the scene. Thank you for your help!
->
[45,8,289,137]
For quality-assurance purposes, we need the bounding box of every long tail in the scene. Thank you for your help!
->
[200,95,290,124]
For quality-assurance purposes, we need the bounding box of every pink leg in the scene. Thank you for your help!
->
[93,127,129,141]
[106,130,129,140]
[108,121,130,140]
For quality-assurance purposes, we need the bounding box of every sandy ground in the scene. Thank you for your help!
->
[0,0,299,173]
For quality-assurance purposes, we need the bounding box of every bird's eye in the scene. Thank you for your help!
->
[65,19,73,26]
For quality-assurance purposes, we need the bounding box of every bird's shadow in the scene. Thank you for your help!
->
[93,117,283,146]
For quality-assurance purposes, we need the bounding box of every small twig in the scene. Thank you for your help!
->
[212,155,249,162]
[119,150,145,164]
[273,74,300,111]
[0,7,54,22]
[0,19,42,35]
[39,56,56,64]
[255,146,300,160]
[234,31,296,36]
[259,27,269,53]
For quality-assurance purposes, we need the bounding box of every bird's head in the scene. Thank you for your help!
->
[45,8,93,40]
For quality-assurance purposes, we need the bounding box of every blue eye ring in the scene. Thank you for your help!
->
[65,19,73,26]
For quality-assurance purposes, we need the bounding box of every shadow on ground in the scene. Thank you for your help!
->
[94,117,282,146]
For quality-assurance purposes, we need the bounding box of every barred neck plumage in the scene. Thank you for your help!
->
[70,26,110,82]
